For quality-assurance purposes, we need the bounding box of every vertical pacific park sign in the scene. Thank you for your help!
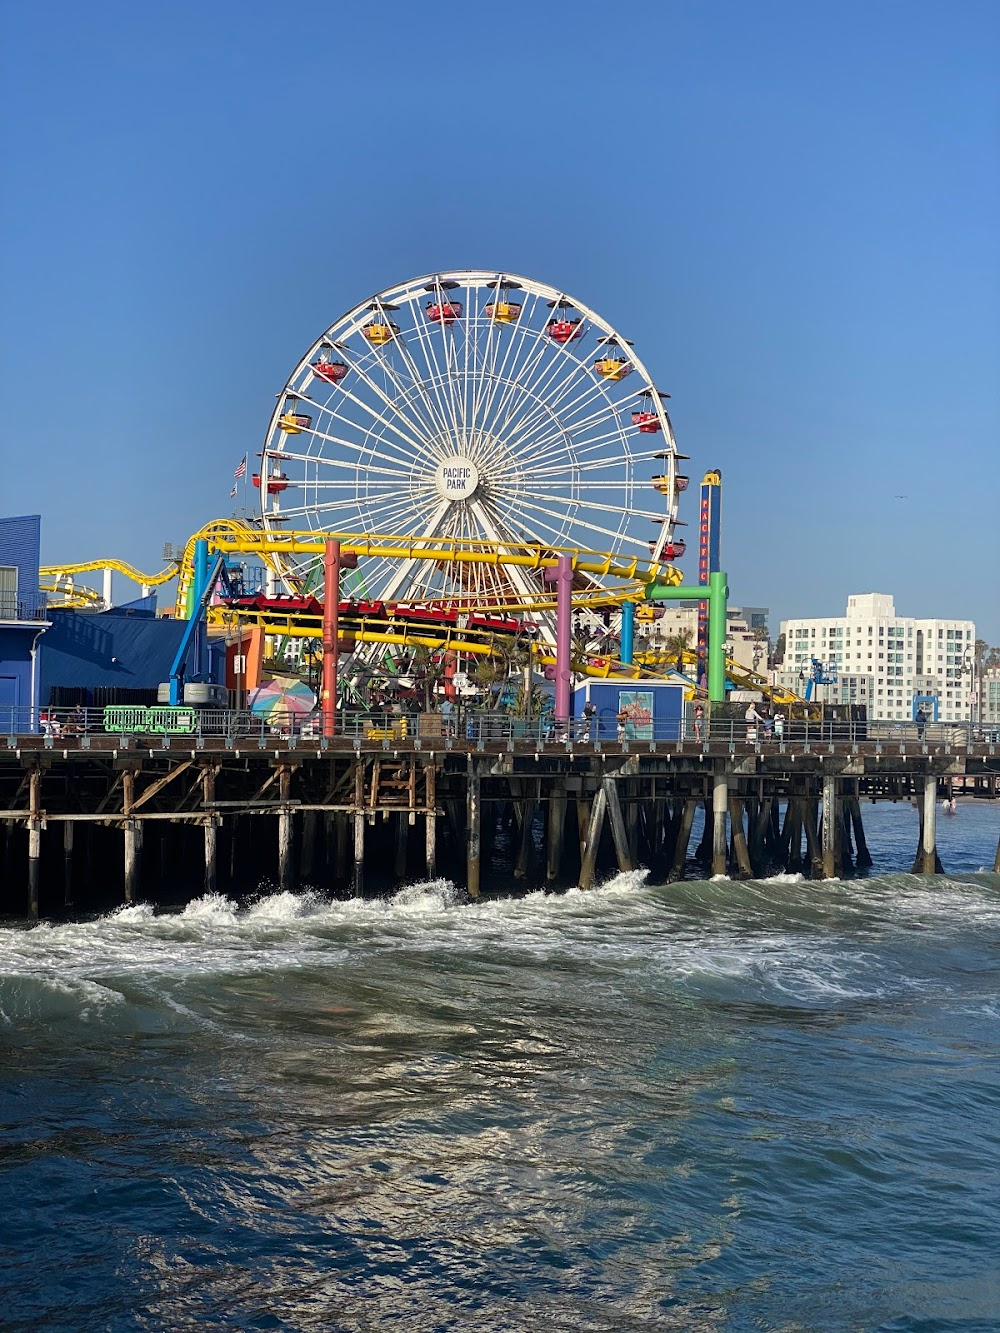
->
[434,457,479,499]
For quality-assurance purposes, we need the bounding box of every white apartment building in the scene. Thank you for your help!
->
[774,593,976,722]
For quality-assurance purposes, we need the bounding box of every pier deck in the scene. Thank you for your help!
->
[3,728,998,917]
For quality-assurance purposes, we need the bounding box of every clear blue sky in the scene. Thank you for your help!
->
[2,0,997,638]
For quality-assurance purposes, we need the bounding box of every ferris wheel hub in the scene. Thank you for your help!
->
[433,455,480,501]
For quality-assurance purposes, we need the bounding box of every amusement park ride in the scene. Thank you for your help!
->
[39,270,807,719]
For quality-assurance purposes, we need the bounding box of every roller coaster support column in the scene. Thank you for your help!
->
[545,556,573,732]
[707,571,728,705]
[322,540,341,739]
[620,601,635,666]
[321,540,357,738]
[644,571,729,703]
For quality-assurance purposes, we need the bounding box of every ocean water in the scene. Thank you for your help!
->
[1,803,998,1332]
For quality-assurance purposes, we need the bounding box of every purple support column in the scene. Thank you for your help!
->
[545,555,573,731]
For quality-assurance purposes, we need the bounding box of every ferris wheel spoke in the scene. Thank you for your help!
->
[301,426,422,478]
[495,337,595,446]
[471,500,551,603]
[515,489,662,523]
[509,413,634,471]
[492,305,601,439]
[371,321,454,444]
[473,288,548,440]
[284,419,420,475]
[420,277,466,438]
[503,369,618,458]
[518,428,636,475]
[374,500,453,604]
[498,492,633,553]
[321,355,447,466]
[404,300,465,445]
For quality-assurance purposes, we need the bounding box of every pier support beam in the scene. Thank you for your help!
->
[712,775,728,877]
[728,795,752,879]
[847,796,872,869]
[915,775,940,874]
[352,759,365,896]
[122,769,140,903]
[202,766,218,896]
[515,790,536,881]
[667,798,698,883]
[604,779,633,874]
[802,798,823,879]
[546,793,565,883]
[821,773,839,880]
[466,766,481,899]
[425,764,437,879]
[579,783,607,891]
[278,766,294,893]
[63,820,74,909]
[27,768,42,920]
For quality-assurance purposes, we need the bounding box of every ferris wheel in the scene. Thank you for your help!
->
[257,270,688,606]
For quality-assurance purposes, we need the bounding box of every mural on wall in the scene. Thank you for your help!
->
[618,689,654,740]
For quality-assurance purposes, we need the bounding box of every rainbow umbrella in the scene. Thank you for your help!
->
[248,677,317,725]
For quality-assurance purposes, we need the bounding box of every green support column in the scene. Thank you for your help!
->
[644,571,729,704]
[707,571,728,704]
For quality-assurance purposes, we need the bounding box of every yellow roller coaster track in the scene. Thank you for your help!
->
[42,519,683,618]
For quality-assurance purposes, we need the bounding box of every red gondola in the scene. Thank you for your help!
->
[547,318,583,343]
[312,354,348,384]
[426,301,463,324]
[252,473,289,495]
[632,411,661,433]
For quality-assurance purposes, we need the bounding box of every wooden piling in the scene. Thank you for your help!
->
[546,792,565,883]
[579,783,607,890]
[26,768,42,920]
[603,779,633,874]
[63,820,74,908]
[466,765,481,899]
[802,797,824,879]
[202,765,218,896]
[424,763,437,879]
[667,798,698,883]
[122,769,140,903]
[728,795,753,879]
[848,797,873,869]
[278,765,294,892]
[394,811,409,881]
[712,775,728,877]
[821,773,839,880]
[915,775,940,874]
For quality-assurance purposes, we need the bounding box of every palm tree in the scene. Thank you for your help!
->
[663,628,693,675]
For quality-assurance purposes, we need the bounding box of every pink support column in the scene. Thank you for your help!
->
[545,555,573,733]
[322,540,341,738]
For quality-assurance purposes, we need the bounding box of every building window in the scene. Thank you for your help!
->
[0,566,17,619]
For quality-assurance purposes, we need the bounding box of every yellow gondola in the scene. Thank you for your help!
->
[364,321,399,345]
[594,356,632,381]
[486,301,522,324]
[279,412,312,434]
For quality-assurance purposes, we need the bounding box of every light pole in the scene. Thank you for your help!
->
[960,650,976,730]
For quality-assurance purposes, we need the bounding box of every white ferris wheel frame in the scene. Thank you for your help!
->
[258,270,682,607]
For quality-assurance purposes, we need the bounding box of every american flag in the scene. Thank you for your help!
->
[234,455,247,479]
[230,484,238,498]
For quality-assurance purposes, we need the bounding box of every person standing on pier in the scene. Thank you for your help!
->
[693,702,704,741]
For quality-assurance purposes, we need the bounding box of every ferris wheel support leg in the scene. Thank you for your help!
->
[545,556,574,733]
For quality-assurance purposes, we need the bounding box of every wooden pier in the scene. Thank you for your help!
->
[2,731,998,917]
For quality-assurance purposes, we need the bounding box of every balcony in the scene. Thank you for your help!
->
[0,592,48,622]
